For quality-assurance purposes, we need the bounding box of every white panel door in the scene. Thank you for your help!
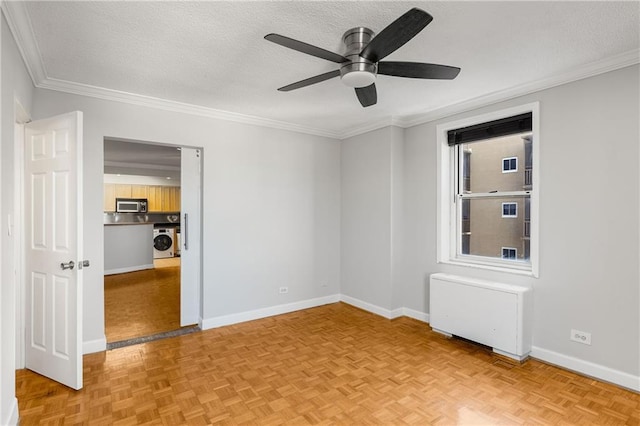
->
[24,111,83,390]
[180,147,201,326]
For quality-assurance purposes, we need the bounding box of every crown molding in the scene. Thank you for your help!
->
[337,116,401,140]
[38,77,342,139]
[1,0,47,84]
[1,1,341,140]
[392,48,640,131]
[4,0,638,141]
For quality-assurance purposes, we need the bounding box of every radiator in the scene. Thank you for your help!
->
[429,273,532,360]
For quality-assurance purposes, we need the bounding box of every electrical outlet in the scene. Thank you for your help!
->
[279,287,288,294]
[570,329,591,345]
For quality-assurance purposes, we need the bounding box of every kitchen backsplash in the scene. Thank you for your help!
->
[104,212,180,225]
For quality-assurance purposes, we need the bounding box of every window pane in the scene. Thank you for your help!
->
[502,247,517,259]
[459,195,530,262]
[502,202,517,217]
[460,133,532,193]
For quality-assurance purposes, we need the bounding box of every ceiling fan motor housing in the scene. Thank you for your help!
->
[340,27,377,88]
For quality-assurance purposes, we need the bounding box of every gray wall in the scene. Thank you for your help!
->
[31,89,342,349]
[0,11,35,425]
[341,127,394,311]
[342,65,639,384]
[1,10,638,421]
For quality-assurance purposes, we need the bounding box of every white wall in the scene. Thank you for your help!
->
[31,88,342,348]
[401,65,639,386]
[0,9,34,425]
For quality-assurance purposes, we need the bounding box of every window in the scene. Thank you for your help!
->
[502,157,518,173]
[502,247,517,260]
[502,202,517,218]
[437,103,539,276]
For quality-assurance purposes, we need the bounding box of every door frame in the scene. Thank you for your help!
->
[102,138,203,336]
[17,129,204,365]
[14,97,30,369]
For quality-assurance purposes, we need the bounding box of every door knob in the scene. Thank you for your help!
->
[60,260,75,270]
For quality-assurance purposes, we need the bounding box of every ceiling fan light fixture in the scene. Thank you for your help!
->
[265,8,460,107]
[340,70,376,88]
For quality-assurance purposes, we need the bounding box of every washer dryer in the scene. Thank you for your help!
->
[153,227,175,258]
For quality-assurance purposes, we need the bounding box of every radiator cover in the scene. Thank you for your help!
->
[429,273,533,360]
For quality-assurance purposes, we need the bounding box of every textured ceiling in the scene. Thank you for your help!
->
[9,1,640,138]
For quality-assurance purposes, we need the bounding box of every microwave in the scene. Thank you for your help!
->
[115,198,148,213]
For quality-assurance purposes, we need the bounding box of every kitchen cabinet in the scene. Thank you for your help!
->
[162,186,180,212]
[104,183,180,212]
[148,186,163,212]
[115,184,132,199]
[131,185,148,199]
[104,183,116,212]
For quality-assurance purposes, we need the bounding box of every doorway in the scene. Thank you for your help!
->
[103,139,201,346]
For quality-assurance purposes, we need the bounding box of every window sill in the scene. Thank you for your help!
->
[438,258,538,278]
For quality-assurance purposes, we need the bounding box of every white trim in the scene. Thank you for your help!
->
[39,77,341,139]
[1,1,47,85]
[501,247,518,260]
[437,102,540,278]
[3,0,637,140]
[501,202,518,218]
[2,397,19,426]
[340,295,402,319]
[339,295,430,323]
[201,294,341,330]
[396,49,640,131]
[104,264,154,276]
[402,307,429,323]
[14,99,31,370]
[439,258,535,276]
[83,336,107,354]
[502,157,518,173]
[531,346,640,392]
[77,298,640,392]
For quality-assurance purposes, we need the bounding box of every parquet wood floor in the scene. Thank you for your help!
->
[16,303,639,425]
[104,258,181,343]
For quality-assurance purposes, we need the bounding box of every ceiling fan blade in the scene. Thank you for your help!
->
[378,62,461,79]
[265,34,349,64]
[277,70,341,92]
[355,84,377,107]
[360,8,433,63]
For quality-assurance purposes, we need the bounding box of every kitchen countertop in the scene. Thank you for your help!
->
[104,222,154,226]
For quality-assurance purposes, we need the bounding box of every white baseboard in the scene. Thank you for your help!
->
[104,264,154,276]
[340,295,400,319]
[402,307,429,323]
[338,298,638,391]
[83,336,107,354]
[2,397,19,426]
[340,295,430,323]
[531,346,640,392]
[83,292,636,392]
[201,294,341,330]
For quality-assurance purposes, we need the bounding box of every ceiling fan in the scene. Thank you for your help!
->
[264,8,461,108]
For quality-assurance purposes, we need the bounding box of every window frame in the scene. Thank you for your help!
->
[501,202,517,218]
[436,102,539,277]
[502,247,517,260]
[502,157,518,173]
